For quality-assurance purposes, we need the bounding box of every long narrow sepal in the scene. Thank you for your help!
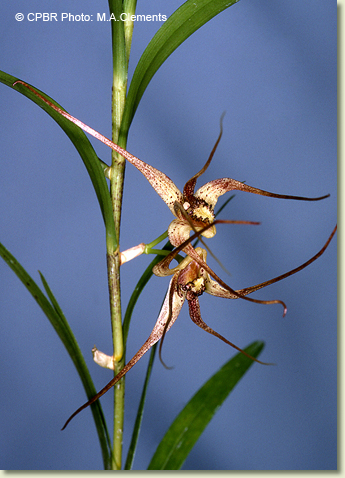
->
[234,224,337,297]
[12,80,183,215]
[188,297,273,365]
[62,276,185,429]
[183,112,225,201]
[195,177,330,209]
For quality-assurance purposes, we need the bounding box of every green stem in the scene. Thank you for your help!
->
[107,0,136,469]
[145,248,172,256]
[124,343,157,469]
[144,231,169,253]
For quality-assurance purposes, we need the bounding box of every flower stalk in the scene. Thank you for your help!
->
[107,0,136,469]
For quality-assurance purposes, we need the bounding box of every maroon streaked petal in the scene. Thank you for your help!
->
[195,177,330,209]
[188,297,273,365]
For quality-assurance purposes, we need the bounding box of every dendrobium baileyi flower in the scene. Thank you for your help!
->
[62,224,336,430]
[13,81,336,429]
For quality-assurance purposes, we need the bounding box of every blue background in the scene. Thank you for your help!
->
[0,0,337,471]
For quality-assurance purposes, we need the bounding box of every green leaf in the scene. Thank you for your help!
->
[0,70,117,253]
[147,341,264,470]
[124,343,157,470]
[0,242,112,469]
[120,0,240,138]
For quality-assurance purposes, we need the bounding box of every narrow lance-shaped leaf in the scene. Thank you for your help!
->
[120,0,242,138]
[0,70,117,253]
[147,341,265,470]
[0,241,112,469]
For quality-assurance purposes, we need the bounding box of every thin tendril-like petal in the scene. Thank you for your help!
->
[195,177,330,209]
[61,277,185,429]
[235,224,337,297]
[183,113,225,200]
[188,297,273,365]
[13,80,183,214]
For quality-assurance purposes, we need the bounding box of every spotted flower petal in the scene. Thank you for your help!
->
[195,178,330,210]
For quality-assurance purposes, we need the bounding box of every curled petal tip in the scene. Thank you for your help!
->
[280,300,287,317]
[61,418,70,431]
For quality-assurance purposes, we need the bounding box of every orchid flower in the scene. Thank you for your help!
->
[62,223,336,430]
